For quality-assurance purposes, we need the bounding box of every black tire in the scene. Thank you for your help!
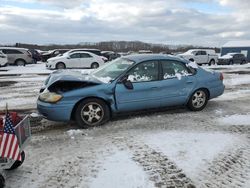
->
[241,60,246,65]
[15,59,26,66]
[189,59,194,62]
[91,62,99,69]
[0,174,5,188]
[75,98,110,128]
[209,59,215,66]
[56,62,66,69]
[187,89,208,111]
[6,151,25,170]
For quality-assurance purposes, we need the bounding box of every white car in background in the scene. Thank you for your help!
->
[0,51,8,67]
[46,51,105,69]
[178,49,218,66]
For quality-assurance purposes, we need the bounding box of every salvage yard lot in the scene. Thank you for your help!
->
[0,63,250,188]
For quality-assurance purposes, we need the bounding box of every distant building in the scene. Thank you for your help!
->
[221,41,250,61]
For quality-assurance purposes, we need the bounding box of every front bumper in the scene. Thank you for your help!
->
[217,60,229,65]
[37,99,74,122]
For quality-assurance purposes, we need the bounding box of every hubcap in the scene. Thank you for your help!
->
[17,61,24,66]
[92,63,98,68]
[81,102,104,125]
[57,64,65,69]
[192,90,206,108]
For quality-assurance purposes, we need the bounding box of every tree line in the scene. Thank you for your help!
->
[1,41,220,53]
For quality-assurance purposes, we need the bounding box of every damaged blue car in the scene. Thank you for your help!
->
[37,54,225,128]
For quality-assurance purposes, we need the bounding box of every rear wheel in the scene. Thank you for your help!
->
[187,89,208,111]
[56,62,66,69]
[91,62,99,69]
[75,98,110,128]
[15,60,26,66]
[209,59,215,66]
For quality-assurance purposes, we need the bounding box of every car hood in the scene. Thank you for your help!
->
[47,55,65,61]
[219,55,232,60]
[40,70,104,93]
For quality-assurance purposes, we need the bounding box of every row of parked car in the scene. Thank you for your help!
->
[178,49,247,66]
[0,47,248,68]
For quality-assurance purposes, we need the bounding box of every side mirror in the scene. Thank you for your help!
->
[67,56,70,59]
[119,75,133,90]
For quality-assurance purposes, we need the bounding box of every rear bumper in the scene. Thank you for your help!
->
[37,100,74,122]
[209,84,225,99]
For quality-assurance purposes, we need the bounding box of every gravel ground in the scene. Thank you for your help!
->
[0,64,250,188]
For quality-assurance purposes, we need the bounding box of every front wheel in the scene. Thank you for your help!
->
[75,98,110,128]
[187,89,208,111]
[56,62,66,69]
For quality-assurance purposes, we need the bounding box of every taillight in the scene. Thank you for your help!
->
[220,73,223,81]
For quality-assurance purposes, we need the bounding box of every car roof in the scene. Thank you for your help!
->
[124,54,187,63]
[0,47,28,51]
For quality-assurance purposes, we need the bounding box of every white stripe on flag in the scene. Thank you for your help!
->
[0,134,7,156]
[9,137,17,158]
[4,134,13,158]
[13,146,19,161]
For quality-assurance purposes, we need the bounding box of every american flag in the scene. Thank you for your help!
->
[0,113,21,161]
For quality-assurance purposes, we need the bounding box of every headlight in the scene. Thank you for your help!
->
[39,90,63,103]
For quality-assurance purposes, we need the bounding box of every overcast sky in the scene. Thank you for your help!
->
[0,0,249,47]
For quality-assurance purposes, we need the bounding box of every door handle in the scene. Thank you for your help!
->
[186,81,193,84]
[151,87,158,89]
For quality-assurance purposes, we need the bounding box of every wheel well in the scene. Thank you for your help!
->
[199,88,210,99]
[189,59,194,62]
[209,59,215,62]
[70,97,112,120]
[15,59,26,64]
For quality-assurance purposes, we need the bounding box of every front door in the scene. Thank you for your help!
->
[115,60,162,112]
[69,53,81,68]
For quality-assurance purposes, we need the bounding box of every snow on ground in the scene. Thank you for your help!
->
[223,74,250,86]
[0,63,52,75]
[88,150,154,188]
[218,114,250,126]
[143,131,244,183]
[213,89,250,101]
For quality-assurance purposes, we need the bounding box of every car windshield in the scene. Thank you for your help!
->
[92,58,135,83]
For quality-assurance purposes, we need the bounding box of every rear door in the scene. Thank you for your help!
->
[79,53,94,68]
[115,60,162,112]
[159,60,196,106]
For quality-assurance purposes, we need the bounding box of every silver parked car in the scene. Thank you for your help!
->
[0,47,33,66]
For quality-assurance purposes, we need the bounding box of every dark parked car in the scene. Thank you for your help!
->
[218,53,247,65]
[29,49,42,63]
[37,54,225,128]
[101,51,121,61]
[41,49,70,62]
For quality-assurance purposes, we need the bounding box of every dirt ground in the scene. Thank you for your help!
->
[0,64,250,188]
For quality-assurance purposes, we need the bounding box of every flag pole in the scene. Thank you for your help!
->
[5,103,8,116]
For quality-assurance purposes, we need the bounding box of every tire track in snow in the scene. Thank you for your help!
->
[197,142,250,188]
[112,137,195,188]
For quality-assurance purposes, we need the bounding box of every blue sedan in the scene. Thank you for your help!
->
[37,54,225,128]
